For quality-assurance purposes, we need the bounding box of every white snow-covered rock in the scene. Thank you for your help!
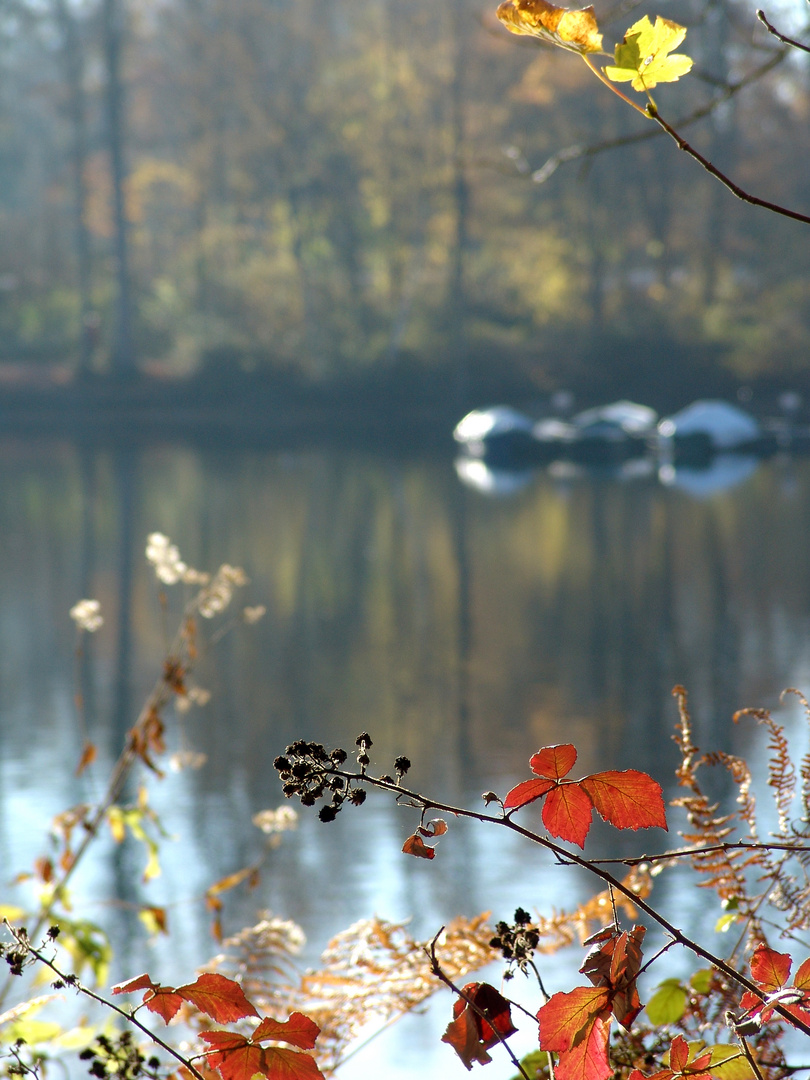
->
[658,400,760,449]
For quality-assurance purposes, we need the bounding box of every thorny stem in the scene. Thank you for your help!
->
[571,840,810,865]
[739,1035,766,1080]
[646,105,810,226]
[532,42,788,183]
[327,769,810,1039]
[757,10,810,55]
[426,929,533,1080]
[4,926,207,1080]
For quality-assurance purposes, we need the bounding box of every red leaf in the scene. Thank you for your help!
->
[542,783,595,848]
[442,1001,494,1069]
[262,1047,325,1079]
[669,1035,689,1073]
[253,1013,320,1051]
[112,974,157,995]
[200,1031,264,1080]
[530,745,578,779]
[537,987,611,1052]
[579,926,646,1029]
[750,944,792,991]
[793,957,810,990]
[402,833,436,859]
[442,983,517,1070]
[554,1015,612,1080]
[579,771,667,832]
[503,776,556,810]
[177,974,259,1023]
[111,974,184,1023]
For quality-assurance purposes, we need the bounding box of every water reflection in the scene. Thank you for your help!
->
[3,436,810,1074]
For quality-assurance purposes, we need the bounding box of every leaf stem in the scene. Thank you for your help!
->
[581,55,649,116]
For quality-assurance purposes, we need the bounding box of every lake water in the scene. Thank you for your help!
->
[2,433,810,1077]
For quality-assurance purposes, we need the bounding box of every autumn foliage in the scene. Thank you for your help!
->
[504,744,667,847]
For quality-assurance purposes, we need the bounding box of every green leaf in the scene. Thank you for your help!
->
[604,15,692,92]
[706,1044,756,1080]
[509,1049,552,1079]
[645,978,687,1025]
[714,912,738,933]
[690,969,713,994]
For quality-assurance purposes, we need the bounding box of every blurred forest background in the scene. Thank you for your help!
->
[2,0,810,409]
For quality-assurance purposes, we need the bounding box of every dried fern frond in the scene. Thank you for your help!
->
[208,912,307,999]
[779,688,810,827]
[209,912,495,1075]
[735,707,795,838]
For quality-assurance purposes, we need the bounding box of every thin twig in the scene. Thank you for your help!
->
[757,10,810,54]
[327,768,810,1038]
[426,929,532,1080]
[5,927,207,1080]
[646,104,810,226]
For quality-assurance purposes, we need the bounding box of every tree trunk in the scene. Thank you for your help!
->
[102,0,136,378]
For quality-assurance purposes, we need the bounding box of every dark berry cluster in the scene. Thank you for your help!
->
[273,733,411,823]
[490,908,540,979]
[79,1033,161,1080]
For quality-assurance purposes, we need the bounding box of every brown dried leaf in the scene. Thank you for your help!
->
[497,0,603,54]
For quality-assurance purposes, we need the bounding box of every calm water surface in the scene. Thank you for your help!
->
[2,436,810,1076]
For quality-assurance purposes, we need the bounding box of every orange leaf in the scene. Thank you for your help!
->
[76,741,97,776]
[793,957,810,990]
[253,1013,320,1050]
[177,974,258,1023]
[580,771,667,832]
[402,833,436,859]
[496,0,603,54]
[261,1047,324,1080]
[554,1014,612,1080]
[537,987,611,1052]
[503,776,556,810]
[542,783,595,847]
[530,744,578,779]
[750,944,792,991]
[112,974,184,1023]
[419,818,449,838]
[579,926,646,1029]
[201,1028,325,1080]
[669,1035,689,1073]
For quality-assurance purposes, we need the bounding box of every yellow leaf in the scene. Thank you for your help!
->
[604,15,693,91]
[497,0,603,54]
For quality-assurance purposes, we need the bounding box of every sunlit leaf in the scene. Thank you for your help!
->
[530,744,578,780]
[604,16,693,92]
[542,783,594,847]
[503,776,556,810]
[178,974,259,1023]
[645,979,687,1025]
[537,987,610,1052]
[690,970,713,995]
[579,770,667,832]
[497,0,603,54]
[252,1012,319,1050]
[706,1045,755,1080]
[419,818,449,838]
[402,833,436,859]
[554,1014,612,1080]
[793,957,810,990]
[749,944,791,992]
